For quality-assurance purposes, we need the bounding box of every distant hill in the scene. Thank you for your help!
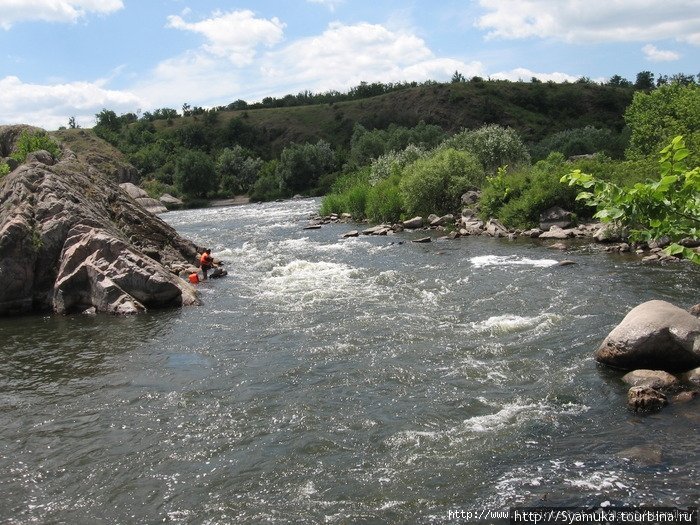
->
[153,80,635,157]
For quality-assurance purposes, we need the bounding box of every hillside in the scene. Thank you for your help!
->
[153,80,634,157]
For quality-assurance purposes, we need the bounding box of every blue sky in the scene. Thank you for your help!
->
[1,0,698,130]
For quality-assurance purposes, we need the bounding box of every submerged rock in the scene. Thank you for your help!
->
[627,386,668,412]
[0,128,201,315]
[595,300,700,372]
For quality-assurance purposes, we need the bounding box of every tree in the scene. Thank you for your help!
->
[624,83,700,158]
[439,124,531,174]
[68,116,78,129]
[607,74,632,87]
[451,71,466,83]
[174,150,217,198]
[399,148,484,216]
[276,140,336,193]
[216,146,263,195]
[562,136,700,263]
[634,71,655,90]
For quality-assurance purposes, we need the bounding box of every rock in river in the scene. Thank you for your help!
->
[595,300,700,372]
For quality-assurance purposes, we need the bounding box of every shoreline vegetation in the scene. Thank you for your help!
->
[41,74,696,262]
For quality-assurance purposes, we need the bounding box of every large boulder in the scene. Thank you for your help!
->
[540,206,573,231]
[0,132,201,316]
[595,300,700,372]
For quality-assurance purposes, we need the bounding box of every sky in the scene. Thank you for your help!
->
[0,0,699,130]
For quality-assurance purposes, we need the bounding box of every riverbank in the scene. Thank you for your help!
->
[305,210,700,265]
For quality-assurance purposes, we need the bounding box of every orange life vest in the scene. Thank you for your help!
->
[188,273,199,284]
[200,252,212,265]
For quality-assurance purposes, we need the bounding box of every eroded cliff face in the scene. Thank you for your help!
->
[0,126,200,315]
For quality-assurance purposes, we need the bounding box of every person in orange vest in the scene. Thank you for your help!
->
[199,248,214,280]
[188,272,200,284]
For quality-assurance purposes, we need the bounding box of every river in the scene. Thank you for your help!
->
[1,198,699,523]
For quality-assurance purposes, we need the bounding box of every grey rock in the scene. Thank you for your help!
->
[342,230,359,238]
[540,206,573,231]
[461,190,480,206]
[595,300,700,372]
[539,225,573,239]
[412,237,432,243]
[616,445,663,466]
[403,216,423,229]
[26,149,55,166]
[621,369,680,390]
[159,193,184,207]
[627,386,668,412]
[682,367,700,385]
[485,219,509,237]
[593,223,624,243]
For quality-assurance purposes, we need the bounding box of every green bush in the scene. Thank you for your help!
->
[530,126,626,161]
[173,150,217,198]
[0,163,9,178]
[439,124,530,174]
[366,174,404,223]
[400,148,483,216]
[250,160,285,202]
[11,130,61,163]
[479,153,583,229]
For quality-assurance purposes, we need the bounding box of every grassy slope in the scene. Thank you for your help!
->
[53,128,136,181]
[154,81,634,155]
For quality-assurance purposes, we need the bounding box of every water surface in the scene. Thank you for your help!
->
[1,198,699,523]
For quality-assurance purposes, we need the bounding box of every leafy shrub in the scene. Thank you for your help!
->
[0,163,9,178]
[439,124,530,174]
[624,83,700,159]
[319,168,371,218]
[479,153,583,229]
[250,160,285,202]
[400,148,483,216]
[217,145,263,195]
[530,126,626,161]
[174,150,217,198]
[141,179,178,199]
[369,144,427,185]
[562,135,700,262]
[11,130,61,163]
[366,174,404,223]
[277,140,337,193]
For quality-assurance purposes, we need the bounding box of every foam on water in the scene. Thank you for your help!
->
[472,313,561,335]
[459,399,589,434]
[470,255,559,268]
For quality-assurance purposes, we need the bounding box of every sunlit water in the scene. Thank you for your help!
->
[1,198,699,523]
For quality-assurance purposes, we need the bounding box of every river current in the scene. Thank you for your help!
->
[1,198,699,524]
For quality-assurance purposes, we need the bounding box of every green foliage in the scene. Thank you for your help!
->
[319,168,371,218]
[439,124,530,174]
[216,146,263,195]
[0,163,9,178]
[624,83,700,158]
[250,160,285,202]
[348,122,446,168]
[400,148,483,216]
[11,130,61,163]
[366,174,404,223]
[276,140,336,193]
[369,144,427,185]
[479,153,582,229]
[562,136,700,263]
[531,126,626,161]
[141,179,178,199]
[174,150,217,199]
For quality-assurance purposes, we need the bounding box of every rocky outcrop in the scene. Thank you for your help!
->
[119,183,168,214]
[595,300,700,372]
[0,130,201,316]
[621,369,679,390]
[628,386,668,412]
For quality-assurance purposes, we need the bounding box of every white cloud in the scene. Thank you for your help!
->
[306,0,345,11]
[0,0,123,29]
[476,0,700,44]
[642,44,680,61]
[166,10,285,65]
[490,67,579,83]
[260,22,484,93]
[0,75,144,130]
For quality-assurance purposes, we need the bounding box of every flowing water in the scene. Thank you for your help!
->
[1,198,699,524]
